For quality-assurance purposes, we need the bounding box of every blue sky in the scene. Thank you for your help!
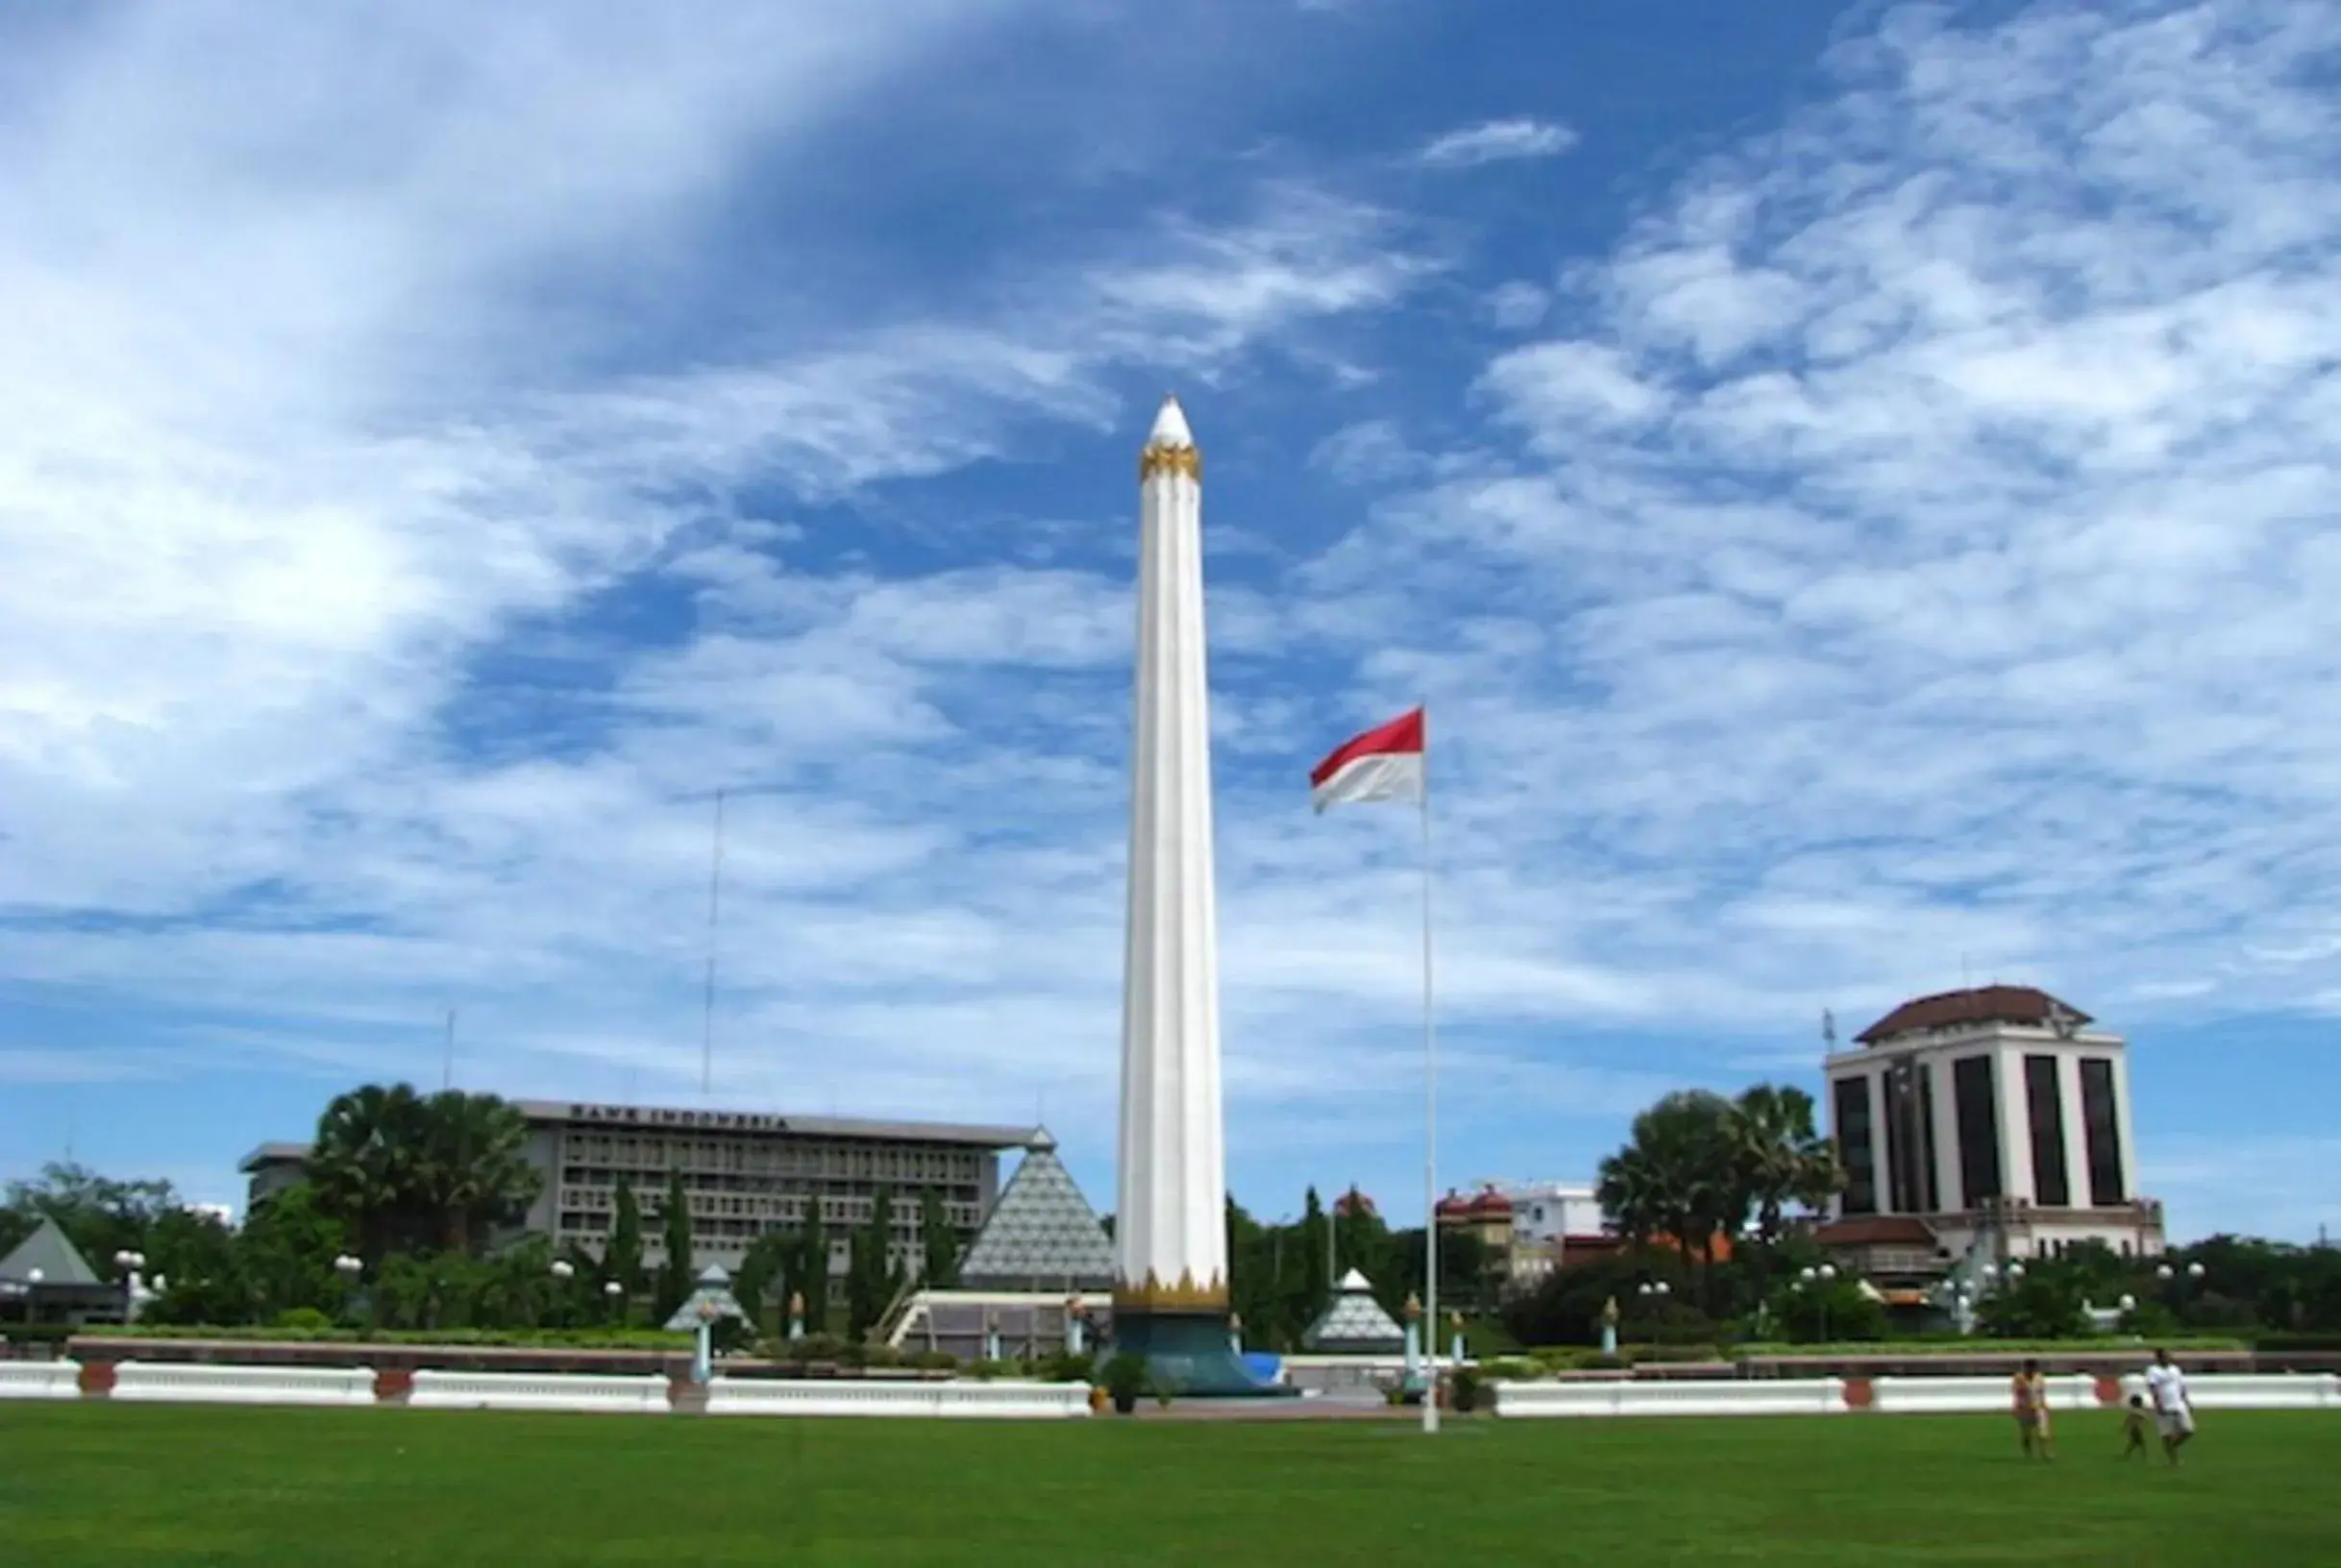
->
[4,0,2337,1242]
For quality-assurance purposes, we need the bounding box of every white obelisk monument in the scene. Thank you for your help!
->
[1109,396,1271,1393]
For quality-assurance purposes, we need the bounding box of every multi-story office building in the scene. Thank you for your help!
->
[241,1099,1045,1280]
[1819,986,2164,1276]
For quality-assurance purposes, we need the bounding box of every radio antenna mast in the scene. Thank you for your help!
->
[702,789,727,1098]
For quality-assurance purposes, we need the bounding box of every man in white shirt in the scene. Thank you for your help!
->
[2143,1348,2196,1464]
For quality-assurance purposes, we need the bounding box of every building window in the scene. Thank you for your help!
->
[1833,1075,1877,1215]
[2024,1055,2070,1208]
[1952,1055,2002,1211]
[1884,1059,1939,1213]
[2080,1057,2126,1206]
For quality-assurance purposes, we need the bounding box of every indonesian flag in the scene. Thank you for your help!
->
[1310,707,1426,813]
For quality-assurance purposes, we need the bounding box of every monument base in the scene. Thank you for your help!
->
[1110,1309,1298,1399]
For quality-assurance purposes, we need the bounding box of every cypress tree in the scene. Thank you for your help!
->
[800,1201,829,1333]
[607,1175,644,1319]
[654,1166,693,1324]
[920,1188,960,1288]
[847,1188,896,1342]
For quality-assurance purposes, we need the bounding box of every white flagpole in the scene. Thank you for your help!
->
[1419,704,1440,1436]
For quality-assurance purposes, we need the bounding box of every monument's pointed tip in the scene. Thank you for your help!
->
[1147,394,1195,450]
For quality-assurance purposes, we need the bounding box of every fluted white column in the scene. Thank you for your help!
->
[1113,395,1229,1311]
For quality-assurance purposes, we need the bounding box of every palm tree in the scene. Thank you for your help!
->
[1595,1090,1747,1312]
[418,1091,540,1256]
[308,1082,431,1263]
[1734,1084,1843,1249]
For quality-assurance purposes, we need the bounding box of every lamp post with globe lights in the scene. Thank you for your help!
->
[331,1254,362,1327]
[549,1258,576,1329]
[112,1250,147,1325]
[603,1278,625,1326]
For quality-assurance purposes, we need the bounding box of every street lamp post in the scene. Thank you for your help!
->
[603,1278,625,1326]
[331,1253,362,1324]
[112,1250,147,1325]
[550,1258,575,1329]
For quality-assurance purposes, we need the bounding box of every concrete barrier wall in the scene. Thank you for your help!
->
[1494,1379,1844,1419]
[0,1360,82,1400]
[709,1379,1091,1419]
[2183,1373,2341,1410]
[407,1371,672,1414]
[111,1361,375,1407]
[1494,1371,2341,1418]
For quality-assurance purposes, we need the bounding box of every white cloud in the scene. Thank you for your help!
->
[1416,117,1581,169]
[1307,0,2341,1073]
[12,0,2341,1239]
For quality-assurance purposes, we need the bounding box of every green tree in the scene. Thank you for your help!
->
[236,1182,347,1323]
[1772,1274,1886,1343]
[847,1188,897,1342]
[141,1208,249,1327]
[3,1162,186,1272]
[1297,1187,1330,1316]
[607,1174,645,1310]
[654,1166,694,1324]
[1734,1084,1841,1250]
[1978,1270,2088,1339]
[1596,1090,1748,1313]
[736,1230,790,1336]
[920,1188,961,1288]
[800,1202,830,1332]
[307,1082,433,1262]
[417,1090,540,1256]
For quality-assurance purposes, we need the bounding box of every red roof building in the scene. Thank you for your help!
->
[1825,985,2163,1272]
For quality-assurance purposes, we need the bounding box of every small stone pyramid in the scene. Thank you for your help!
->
[956,1132,1114,1290]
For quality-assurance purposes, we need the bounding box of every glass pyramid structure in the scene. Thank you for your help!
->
[0,1216,102,1286]
[1302,1267,1406,1353]
[956,1133,1115,1290]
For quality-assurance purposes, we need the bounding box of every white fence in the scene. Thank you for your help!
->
[1494,1378,1845,1419]
[2181,1373,2341,1411]
[0,1360,83,1400]
[407,1371,672,1414]
[709,1379,1093,1419]
[1493,1372,2341,1418]
[109,1361,375,1407]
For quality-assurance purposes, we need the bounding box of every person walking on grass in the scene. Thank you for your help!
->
[2121,1393,2152,1460]
[2144,1348,2196,1465]
[2011,1357,2055,1460]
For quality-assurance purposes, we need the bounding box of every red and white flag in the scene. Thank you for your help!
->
[1310,707,1426,813]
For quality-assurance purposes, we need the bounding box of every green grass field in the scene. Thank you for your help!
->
[3,1405,2336,1565]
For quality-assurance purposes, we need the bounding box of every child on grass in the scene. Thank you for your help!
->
[2123,1393,2151,1459]
[2012,1358,2055,1460]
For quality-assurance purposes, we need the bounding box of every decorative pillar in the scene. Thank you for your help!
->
[1066,1297,1086,1359]
[1448,1310,1464,1366]
[984,1310,1001,1365]
[1600,1295,1620,1358]
[787,1290,804,1342]
[1108,395,1284,1398]
[1228,1311,1244,1357]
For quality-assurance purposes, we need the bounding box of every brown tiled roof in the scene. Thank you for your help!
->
[1855,985,2090,1044]
[1813,1215,1938,1247]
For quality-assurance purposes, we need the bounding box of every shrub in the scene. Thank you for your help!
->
[1038,1350,1095,1384]
[909,1348,958,1371]
[779,1332,847,1363]
[1449,1364,1484,1412]
[1099,1352,1147,1411]
[1482,1356,1542,1382]
[274,1307,333,1333]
